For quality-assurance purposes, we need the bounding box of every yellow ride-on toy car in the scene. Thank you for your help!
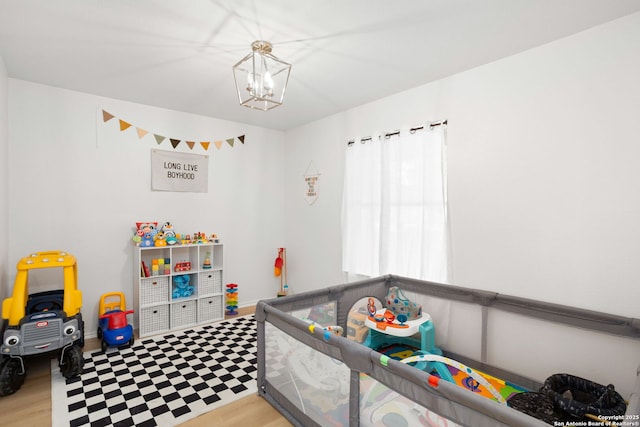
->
[0,251,85,396]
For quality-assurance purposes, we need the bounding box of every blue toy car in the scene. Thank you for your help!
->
[97,292,134,353]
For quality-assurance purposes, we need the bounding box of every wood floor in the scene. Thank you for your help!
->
[0,306,292,427]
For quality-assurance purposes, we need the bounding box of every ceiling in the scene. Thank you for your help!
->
[1,0,640,130]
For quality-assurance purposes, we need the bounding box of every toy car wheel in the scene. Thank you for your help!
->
[101,339,107,353]
[0,357,26,396]
[128,336,135,348]
[97,327,103,339]
[59,345,84,379]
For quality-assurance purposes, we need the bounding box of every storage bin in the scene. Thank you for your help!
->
[198,270,222,295]
[139,304,169,336]
[140,276,169,305]
[198,295,224,323]
[171,300,197,328]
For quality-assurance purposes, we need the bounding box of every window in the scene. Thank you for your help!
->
[341,125,450,282]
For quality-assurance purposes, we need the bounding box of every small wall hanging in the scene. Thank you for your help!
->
[304,161,320,205]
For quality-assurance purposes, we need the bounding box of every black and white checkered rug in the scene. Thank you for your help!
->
[51,315,257,427]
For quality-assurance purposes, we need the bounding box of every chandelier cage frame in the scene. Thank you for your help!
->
[232,40,292,111]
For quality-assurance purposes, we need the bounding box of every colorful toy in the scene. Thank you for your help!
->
[154,231,167,246]
[0,251,85,395]
[226,283,238,315]
[202,252,212,269]
[161,222,178,245]
[161,222,175,237]
[97,292,134,353]
[275,248,288,297]
[172,275,194,298]
[346,306,370,343]
[174,261,191,272]
[141,231,154,247]
[401,353,506,404]
[367,297,377,317]
[133,222,158,246]
[385,286,422,321]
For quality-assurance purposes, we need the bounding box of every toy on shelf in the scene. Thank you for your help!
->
[193,232,208,244]
[154,231,167,247]
[97,292,134,353]
[174,261,191,272]
[173,275,194,299]
[132,223,221,247]
[133,222,158,246]
[161,222,178,245]
[202,252,212,269]
[226,283,238,316]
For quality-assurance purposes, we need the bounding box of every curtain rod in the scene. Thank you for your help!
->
[347,119,447,146]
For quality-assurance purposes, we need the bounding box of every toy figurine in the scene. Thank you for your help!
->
[154,232,167,247]
[140,231,154,247]
[133,222,157,246]
[132,228,143,245]
[367,297,377,317]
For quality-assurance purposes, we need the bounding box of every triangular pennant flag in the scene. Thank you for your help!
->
[226,138,234,148]
[119,120,132,131]
[214,140,223,149]
[186,141,195,150]
[238,135,245,144]
[136,128,149,139]
[154,134,165,145]
[200,141,210,151]
[102,110,114,122]
[170,138,181,149]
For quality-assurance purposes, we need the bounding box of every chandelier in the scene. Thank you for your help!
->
[232,40,292,111]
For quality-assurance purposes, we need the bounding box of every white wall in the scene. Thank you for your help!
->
[7,80,286,335]
[0,56,8,303]
[284,12,640,318]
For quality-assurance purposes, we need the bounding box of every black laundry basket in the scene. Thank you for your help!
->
[541,373,627,419]
[507,392,568,424]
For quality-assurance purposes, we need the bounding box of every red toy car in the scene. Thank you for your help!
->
[174,261,191,272]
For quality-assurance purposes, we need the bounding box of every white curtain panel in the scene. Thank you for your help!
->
[342,126,450,283]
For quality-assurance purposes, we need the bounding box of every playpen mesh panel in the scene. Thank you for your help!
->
[198,295,223,323]
[359,374,462,427]
[140,277,169,305]
[140,304,169,335]
[171,300,197,328]
[264,322,350,426]
[198,271,222,295]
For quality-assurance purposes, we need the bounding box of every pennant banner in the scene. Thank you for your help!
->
[100,109,246,152]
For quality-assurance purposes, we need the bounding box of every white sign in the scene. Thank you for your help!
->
[151,150,208,193]
[304,174,319,205]
[304,161,320,205]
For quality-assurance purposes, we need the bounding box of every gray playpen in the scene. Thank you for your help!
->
[255,275,640,427]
